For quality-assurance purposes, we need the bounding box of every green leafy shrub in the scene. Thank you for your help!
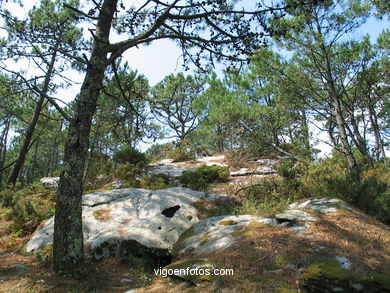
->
[234,178,291,216]
[36,244,53,264]
[113,145,149,166]
[0,188,15,207]
[114,163,142,187]
[277,154,390,224]
[353,165,390,224]
[180,165,230,191]
[225,148,256,168]
[140,173,176,190]
[168,140,195,162]
[146,143,175,161]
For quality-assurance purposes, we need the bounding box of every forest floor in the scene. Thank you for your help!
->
[2,205,390,293]
[0,226,160,293]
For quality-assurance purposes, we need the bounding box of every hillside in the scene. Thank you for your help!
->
[1,155,390,293]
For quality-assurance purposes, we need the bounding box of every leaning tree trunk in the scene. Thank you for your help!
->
[53,0,118,273]
[7,46,58,185]
[321,42,358,175]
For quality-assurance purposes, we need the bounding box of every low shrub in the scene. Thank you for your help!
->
[225,148,256,168]
[168,140,195,162]
[277,154,390,224]
[114,163,143,187]
[140,173,176,190]
[84,151,113,190]
[180,165,230,191]
[234,178,291,216]
[146,143,175,161]
[113,146,149,167]
[236,195,290,216]
[0,182,55,234]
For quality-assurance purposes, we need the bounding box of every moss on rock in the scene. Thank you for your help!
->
[301,260,390,292]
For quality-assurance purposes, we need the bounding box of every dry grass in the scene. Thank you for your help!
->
[1,206,389,292]
[137,208,390,292]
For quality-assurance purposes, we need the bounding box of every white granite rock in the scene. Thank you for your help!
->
[172,215,278,255]
[40,177,60,189]
[26,187,223,260]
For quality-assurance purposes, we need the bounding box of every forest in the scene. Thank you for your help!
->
[0,0,389,292]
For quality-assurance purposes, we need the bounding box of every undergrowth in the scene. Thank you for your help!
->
[0,182,55,235]
[180,165,230,191]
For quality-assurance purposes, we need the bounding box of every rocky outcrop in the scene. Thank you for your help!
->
[172,198,351,256]
[167,198,390,291]
[26,187,224,260]
[148,159,195,178]
[148,155,278,179]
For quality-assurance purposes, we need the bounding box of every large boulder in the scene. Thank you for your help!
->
[26,187,223,260]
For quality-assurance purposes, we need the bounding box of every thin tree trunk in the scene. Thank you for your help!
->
[7,45,58,185]
[0,119,11,190]
[321,43,357,173]
[301,110,312,159]
[368,100,387,163]
[331,94,358,171]
[53,0,117,272]
[348,108,372,165]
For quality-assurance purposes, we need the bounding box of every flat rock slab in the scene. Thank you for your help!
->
[288,198,350,214]
[26,187,223,260]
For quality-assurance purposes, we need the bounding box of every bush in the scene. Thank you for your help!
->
[113,146,149,187]
[84,151,113,190]
[168,140,195,162]
[146,143,175,161]
[113,146,149,167]
[277,155,390,225]
[225,148,256,168]
[234,178,291,216]
[180,165,230,191]
[114,163,142,187]
[140,173,176,190]
[236,195,290,216]
[354,165,390,224]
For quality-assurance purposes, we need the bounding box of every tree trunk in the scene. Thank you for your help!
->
[0,118,10,190]
[331,93,357,172]
[53,0,118,273]
[368,100,387,163]
[320,41,357,173]
[7,46,58,185]
[348,108,372,165]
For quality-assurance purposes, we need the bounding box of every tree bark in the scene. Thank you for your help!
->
[53,0,118,272]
